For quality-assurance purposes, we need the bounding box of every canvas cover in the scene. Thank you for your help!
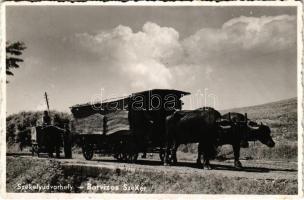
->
[105,110,129,135]
[71,113,104,135]
[71,111,130,135]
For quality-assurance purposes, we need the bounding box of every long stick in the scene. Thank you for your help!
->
[44,92,50,112]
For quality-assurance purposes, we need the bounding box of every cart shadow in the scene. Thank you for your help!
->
[93,158,296,173]
[169,161,296,173]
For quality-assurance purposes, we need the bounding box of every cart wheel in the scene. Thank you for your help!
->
[115,153,124,161]
[122,153,129,162]
[159,151,165,163]
[125,153,138,163]
[130,153,138,163]
[82,144,94,160]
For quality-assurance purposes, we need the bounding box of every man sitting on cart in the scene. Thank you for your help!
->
[42,110,51,127]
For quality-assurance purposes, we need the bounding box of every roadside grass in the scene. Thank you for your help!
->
[241,142,297,161]
[6,143,23,154]
[217,141,297,161]
[6,157,297,194]
[6,157,73,193]
[177,141,297,162]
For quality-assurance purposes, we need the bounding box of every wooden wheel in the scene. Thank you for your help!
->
[131,153,138,162]
[82,144,94,160]
[115,152,128,162]
[122,153,129,162]
[115,152,137,163]
[114,136,138,163]
[159,151,165,163]
[115,152,124,161]
[126,153,138,163]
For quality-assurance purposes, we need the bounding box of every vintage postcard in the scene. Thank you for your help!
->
[0,1,302,199]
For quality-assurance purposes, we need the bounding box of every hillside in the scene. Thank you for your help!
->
[221,97,297,120]
[221,97,297,142]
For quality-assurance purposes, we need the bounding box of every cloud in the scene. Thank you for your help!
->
[75,22,183,90]
[222,15,296,50]
[182,15,296,65]
[72,15,296,93]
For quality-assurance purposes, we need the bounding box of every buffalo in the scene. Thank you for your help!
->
[164,109,275,170]
[164,107,221,169]
[218,112,275,168]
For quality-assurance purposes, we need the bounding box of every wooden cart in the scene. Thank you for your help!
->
[70,89,190,162]
[31,125,72,158]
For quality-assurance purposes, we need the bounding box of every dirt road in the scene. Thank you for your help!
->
[10,154,296,181]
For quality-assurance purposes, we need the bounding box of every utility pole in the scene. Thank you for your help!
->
[44,92,50,113]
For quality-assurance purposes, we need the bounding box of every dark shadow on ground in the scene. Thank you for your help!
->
[92,157,297,173]
[6,152,32,156]
[7,154,296,173]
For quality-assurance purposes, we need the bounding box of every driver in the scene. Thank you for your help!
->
[42,110,51,127]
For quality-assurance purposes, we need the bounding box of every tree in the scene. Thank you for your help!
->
[6,41,26,81]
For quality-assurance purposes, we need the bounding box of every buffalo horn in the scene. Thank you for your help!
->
[220,124,231,129]
[248,121,259,130]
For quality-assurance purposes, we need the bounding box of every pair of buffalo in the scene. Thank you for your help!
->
[163,107,275,169]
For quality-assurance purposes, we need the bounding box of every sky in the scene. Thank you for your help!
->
[6,5,298,114]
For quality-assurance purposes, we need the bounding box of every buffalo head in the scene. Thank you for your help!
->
[247,121,275,147]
